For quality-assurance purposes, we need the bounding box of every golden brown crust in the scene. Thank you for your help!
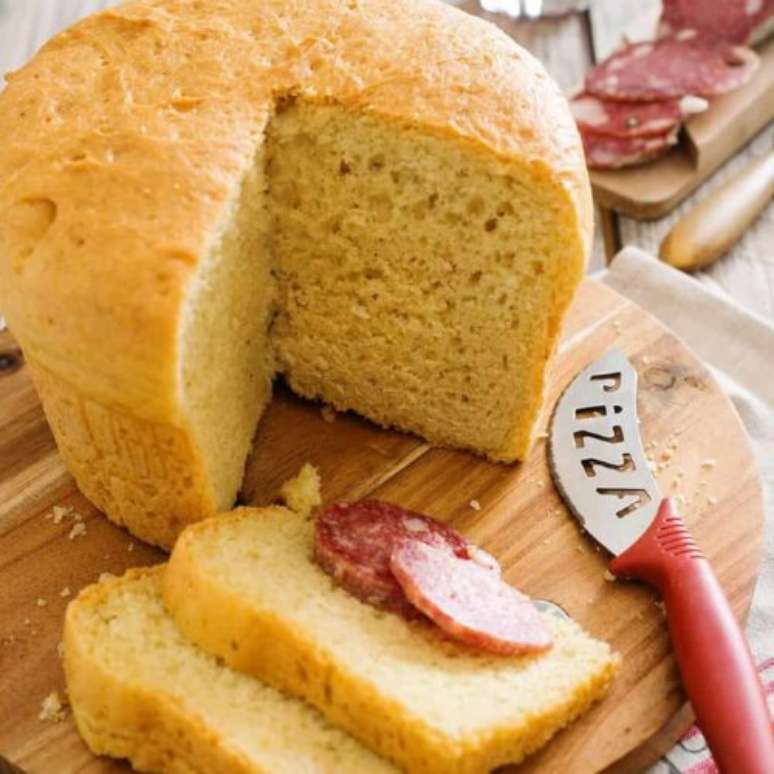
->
[0,0,589,401]
[0,0,591,545]
[31,359,215,547]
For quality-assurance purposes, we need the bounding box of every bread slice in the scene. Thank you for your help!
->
[63,567,396,773]
[163,507,620,773]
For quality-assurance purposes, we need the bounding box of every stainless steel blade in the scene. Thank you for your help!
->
[548,348,660,556]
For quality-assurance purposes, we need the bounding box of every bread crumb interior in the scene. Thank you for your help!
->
[181,100,581,511]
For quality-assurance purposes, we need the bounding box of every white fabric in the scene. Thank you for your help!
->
[598,247,774,773]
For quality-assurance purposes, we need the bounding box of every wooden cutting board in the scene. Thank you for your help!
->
[0,278,763,774]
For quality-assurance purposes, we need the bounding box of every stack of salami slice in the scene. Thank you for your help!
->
[575,0,773,170]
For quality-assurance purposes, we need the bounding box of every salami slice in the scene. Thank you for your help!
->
[585,33,759,101]
[570,92,707,138]
[315,500,498,618]
[581,126,679,170]
[660,0,774,46]
[390,539,553,656]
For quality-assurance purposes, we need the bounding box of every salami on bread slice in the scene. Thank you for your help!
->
[390,539,552,656]
[585,32,759,101]
[314,500,478,618]
[571,92,707,138]
[163,506,620,773]
[660,0,774,46]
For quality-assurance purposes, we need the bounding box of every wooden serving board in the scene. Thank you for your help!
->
[0,278,763,773]
[589,31,774,220]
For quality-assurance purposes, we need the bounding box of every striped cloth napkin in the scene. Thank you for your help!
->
[599,247,774,774]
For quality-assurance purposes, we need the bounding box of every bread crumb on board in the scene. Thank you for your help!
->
[36,597,48,608]
[69,522,87,540]
[603,569,616,582]
[99,572,116,583]
[48,505,72,524]
[39,691,68,722]
[47,504,87,525]
[60,587,71,598]
[320,405,337,423]
[278,463,322,518]
[469,499,481,511]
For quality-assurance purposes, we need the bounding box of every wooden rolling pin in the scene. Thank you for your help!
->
[660,152,774,271]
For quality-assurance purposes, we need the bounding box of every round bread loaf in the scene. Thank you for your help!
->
[0,0,591,548]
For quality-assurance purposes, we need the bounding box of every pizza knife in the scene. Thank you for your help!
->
[548,348,774,773]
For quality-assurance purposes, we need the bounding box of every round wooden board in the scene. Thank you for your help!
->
[0,278,764,773]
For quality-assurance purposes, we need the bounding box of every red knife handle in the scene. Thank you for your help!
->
[610,498,773,773]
